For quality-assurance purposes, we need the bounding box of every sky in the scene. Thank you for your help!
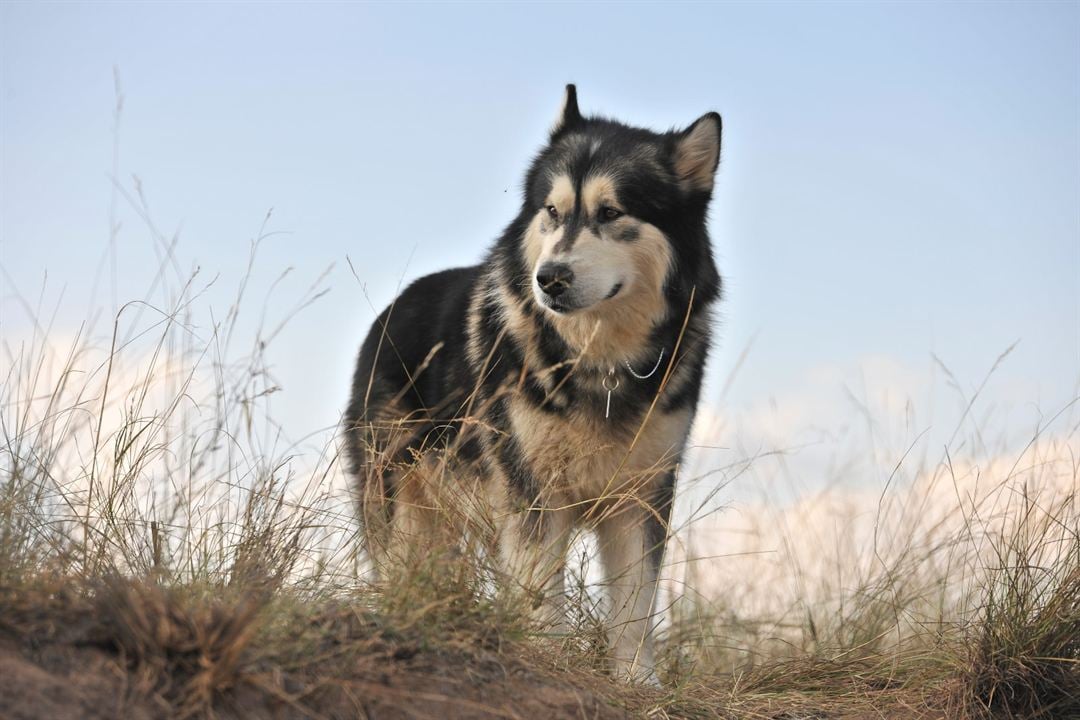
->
[2,2,1078,501]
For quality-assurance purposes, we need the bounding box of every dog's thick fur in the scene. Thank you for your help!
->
[344,86,722,681]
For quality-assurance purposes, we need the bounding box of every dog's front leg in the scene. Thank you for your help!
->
[596,511,659,682]
[497,504,574,633]
[486,408,575,633]
[596,473,673,684]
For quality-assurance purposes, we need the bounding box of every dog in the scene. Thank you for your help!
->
[343,85,722,682]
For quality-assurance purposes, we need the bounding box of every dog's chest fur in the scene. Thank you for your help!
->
[504,395,691,505]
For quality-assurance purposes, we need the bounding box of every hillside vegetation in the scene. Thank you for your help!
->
[2,242,1077,719]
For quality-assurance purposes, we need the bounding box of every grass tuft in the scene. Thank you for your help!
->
[958,491,1080,719]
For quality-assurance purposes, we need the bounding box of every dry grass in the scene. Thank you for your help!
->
[1,208,1077,718]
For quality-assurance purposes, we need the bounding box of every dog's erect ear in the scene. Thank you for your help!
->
[550,84,583,138]
[674,112,722,193]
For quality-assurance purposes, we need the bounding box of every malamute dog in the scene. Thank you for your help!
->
[344,85,722,682]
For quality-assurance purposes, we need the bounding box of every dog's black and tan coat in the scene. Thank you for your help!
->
[344,86,722,681]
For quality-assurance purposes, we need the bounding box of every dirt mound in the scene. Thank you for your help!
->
[0,638,631,720]
[0,642,157,720]
[0,582,632,720]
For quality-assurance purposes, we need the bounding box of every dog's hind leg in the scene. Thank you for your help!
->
[347,403,416,582]
[351,430,394,583]
[381,452,463,571]
[359,481,392,582]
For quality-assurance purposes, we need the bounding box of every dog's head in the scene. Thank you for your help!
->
[518,85,722,321]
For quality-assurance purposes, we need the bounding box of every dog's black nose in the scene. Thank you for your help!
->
[536,262,574,298]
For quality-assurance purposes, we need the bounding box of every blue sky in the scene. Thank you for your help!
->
[2,2,1078,487]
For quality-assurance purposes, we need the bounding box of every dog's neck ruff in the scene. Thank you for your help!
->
[603,347,666,419]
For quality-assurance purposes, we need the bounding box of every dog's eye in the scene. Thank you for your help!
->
[600,207,623,222]
[545,205,559,221]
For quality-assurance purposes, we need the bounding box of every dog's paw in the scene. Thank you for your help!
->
[636,667,662,688]
[612,659,662,687]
